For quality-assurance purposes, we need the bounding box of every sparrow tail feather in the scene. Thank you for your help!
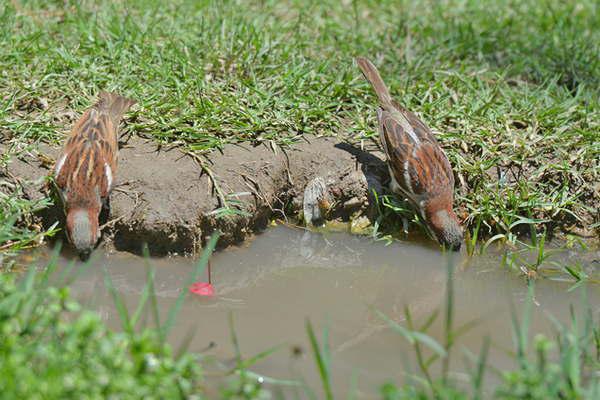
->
[96,91,136,127]
[356,57,393,109]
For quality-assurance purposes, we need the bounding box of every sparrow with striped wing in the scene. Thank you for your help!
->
[356,57,463,251]
[54,92,135,259]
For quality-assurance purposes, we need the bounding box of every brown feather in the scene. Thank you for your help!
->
[356,56,463,249]
[55,92,134,200]
[356,57,454,202]
[54,91,135,253]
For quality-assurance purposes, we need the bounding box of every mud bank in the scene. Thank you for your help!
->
[4,136,390,255]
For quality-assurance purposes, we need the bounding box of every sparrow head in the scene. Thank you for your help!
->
[66,207,100,260]
[424,200,463,251]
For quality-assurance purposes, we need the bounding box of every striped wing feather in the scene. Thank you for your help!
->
[378,107,454,201]
[55,109,117,203]
[55,91,134,206]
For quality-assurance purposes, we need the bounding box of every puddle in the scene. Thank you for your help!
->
[30,226,599,398]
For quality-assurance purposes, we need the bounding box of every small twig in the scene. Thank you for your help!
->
[3,169,21,186]
[279,147,294,186]
[270,207,289,223]
[114,179,140,188]
[240,173,271,209]
[101,186,143,230]
[187,151,228,208]
[99,214,127,230]
[0,241,16,251]
[113,186,140,196]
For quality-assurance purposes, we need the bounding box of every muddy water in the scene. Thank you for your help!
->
[35,226,598,398]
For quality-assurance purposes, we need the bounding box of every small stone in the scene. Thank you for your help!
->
[343,196,363,211]
[350,215,371,234]
[38,98,49,110]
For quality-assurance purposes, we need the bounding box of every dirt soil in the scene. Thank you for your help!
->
[3,136,390,255]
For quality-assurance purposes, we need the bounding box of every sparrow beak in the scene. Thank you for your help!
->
[78,249,92,261]
[449,242,462,252]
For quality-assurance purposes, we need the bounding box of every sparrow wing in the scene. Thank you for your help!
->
[55,91,135,204]
[95,111,117,199]
[356,56,454,200]
[378,107,454,201]
[93,91,135,184]
[54,109,118,203]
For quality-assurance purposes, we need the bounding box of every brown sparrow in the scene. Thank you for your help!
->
[356,57,463,250]
[54,91,135,258]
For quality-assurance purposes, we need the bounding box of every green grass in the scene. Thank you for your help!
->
[1,0,599,251]
[377,266,600,400]
[0,145,58,259]
[0,252,203,398]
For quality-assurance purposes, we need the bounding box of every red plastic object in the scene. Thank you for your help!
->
[189,282,215,297]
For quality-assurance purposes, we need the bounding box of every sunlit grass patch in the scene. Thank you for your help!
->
[1,0,598,251]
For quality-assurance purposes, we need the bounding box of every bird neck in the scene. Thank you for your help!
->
[424,197,458,230]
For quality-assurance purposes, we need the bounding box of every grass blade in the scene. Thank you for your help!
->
[306,319,333,400]
[228,345,283,374]
[412,332,447,359]
[161,233,219,340]
[472,336,490,400]
[103,267,132,334]
[130,265,155,329]
[442,257,455,383]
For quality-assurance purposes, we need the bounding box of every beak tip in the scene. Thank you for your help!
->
[78,249,91,261]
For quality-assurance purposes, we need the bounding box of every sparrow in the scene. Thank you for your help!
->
[54,91,135,259]
[356,57,463,251]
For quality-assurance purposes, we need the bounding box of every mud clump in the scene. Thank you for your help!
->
[3,136,388,255]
